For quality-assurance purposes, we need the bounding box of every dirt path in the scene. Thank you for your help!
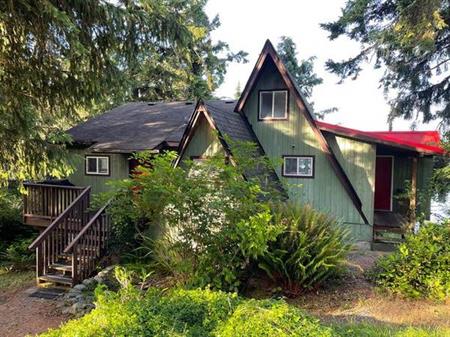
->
[0,282,69,337]
[291,250,450,328]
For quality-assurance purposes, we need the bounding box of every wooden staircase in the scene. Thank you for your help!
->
[372,211,407,251]
[25,183,111,287]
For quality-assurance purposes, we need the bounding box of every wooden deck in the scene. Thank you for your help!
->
[24,183,111,286]
[23,183,86,227]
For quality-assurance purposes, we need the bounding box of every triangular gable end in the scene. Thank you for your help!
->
[235,39,369,225]
[175,100,233,167]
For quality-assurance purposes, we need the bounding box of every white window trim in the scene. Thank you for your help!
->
[283,156,314,178]
[85,156,110,176]
[259,90,288,120]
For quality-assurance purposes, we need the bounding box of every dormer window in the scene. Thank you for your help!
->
[259,90,288,120]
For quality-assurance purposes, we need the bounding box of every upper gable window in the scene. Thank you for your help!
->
[259,90,288,120]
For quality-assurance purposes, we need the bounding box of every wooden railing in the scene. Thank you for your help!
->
[23,183,86,225]
[28,186,91,282]
[64,200,111,284]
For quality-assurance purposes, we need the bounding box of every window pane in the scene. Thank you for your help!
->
[273,91,287,118]
[260,92,273,119]
[284,157,298,175]
[298,157,313,176]
[98,158,109,174]
[87,158,97,173]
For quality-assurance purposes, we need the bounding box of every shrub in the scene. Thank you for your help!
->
[0,188,35,245]
[374,220,450,300]
[1,238,35,271]
[217,299,333,337]
[259,203,351,295]
[40,285,332,337]
[106,143,285,291]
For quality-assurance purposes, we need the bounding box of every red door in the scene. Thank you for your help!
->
[374,156,393,211]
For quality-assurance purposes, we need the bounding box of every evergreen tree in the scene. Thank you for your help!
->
[0,0,246,184]
[276,36,336,119]
[234,81,242,99]
[322,0,450,129]
[322,1,449,203]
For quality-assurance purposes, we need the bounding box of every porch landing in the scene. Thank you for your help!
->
[372,211,408,251]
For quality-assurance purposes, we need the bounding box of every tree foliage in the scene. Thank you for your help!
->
[0,0,246,184]
[322,0,450,129]
[276,36,336,119]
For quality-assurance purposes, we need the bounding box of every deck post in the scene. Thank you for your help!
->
[36,246,43,284]
[72,248,78,286]
[409,157,418,230]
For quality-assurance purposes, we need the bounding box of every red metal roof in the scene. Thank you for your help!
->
[316,121,446,156]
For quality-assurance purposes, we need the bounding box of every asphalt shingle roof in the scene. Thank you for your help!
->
[68,101,197,152]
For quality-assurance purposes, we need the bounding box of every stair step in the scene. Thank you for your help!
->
[371,241,399,252]
[39,274,73,286]
[49,263,72,272]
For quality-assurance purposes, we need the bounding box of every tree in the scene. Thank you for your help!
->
[0,0,246,184]
[276,36,336,119]
[322,1,450,204]
[321,0,450,130]
[234,81,242,99]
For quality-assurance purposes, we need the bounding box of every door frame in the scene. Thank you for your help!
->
[374,155,394,212]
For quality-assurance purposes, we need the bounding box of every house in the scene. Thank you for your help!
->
[63,40,446,246]
[176,40,445,246]
[24,40,446,279]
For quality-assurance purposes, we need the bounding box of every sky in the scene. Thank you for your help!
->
[205,0,441,132]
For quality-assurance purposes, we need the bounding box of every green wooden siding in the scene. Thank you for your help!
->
[328,135,376,226]
[241,60,372,241]
[67,149,130,194]
[181,114,225,160]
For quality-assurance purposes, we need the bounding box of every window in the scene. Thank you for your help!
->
[283,156,314,178]
[85,156,110,175]
[259,90,288,120]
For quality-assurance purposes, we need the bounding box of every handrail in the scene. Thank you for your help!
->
[23,182,86,190]
[64,199,111,253]
[28,186,91,250]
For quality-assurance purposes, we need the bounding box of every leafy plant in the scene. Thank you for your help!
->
[217,299,333,337]
[105,140,285,291]
[40,283,332,337]
[0,188,35,246]
[1,238,35,271]
[259,203,351,296]
[374,220,450,300]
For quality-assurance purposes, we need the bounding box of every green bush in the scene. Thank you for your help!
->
[217,299,333,337]
[40,286,332,337]
[374,220,450,300]
[259,203,351,295]
[105,144,285,291]
[1,238,35,270]
[0,188,34,246]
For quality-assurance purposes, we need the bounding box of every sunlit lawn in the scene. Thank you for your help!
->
[0,267,34,292]
[332,322,450,337]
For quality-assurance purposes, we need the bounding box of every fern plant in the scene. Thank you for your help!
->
[259,203,351,296]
